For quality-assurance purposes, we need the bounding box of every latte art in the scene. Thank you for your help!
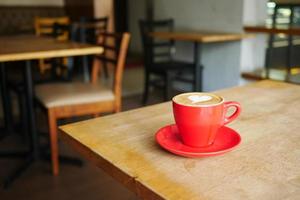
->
[188,95,212,103]
[173,92,222,106]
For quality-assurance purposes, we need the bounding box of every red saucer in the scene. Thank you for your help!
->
[155,124,241,158]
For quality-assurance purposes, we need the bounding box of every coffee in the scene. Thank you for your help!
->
[173,92,222,106]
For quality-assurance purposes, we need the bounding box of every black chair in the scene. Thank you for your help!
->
[79,17,109,43]
[139,19,196,103]
[79,17,109,78]
[52,22,80,81]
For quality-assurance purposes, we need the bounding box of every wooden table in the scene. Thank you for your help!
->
[0,35,103,62]
[0,35,103,187]
[60,80,300,200]
[0,35,102,81]
[149,31,251,91]
[244,25,300,36]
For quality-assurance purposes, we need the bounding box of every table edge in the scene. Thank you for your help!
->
[0,46,103,62]
[59,128,165,200]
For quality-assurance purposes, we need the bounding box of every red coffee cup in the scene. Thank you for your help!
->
[172,93,241,148]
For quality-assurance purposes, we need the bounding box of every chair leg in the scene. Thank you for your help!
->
[142,72,150,104]
[19,92,29,141]
[48,110,59,176]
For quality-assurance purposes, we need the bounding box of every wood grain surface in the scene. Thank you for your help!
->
[149,31,252,43]
[60,80,300,200]
[0,35,103,62]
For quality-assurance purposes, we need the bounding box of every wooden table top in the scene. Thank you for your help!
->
[0,35,103,62]
[60,80,300,200]
[244,25,300,35]
[149,31,252,43]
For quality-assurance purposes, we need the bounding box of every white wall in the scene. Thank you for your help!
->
[0,0,64,6]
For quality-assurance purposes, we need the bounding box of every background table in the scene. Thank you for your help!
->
[244,25,300,80]
[244,26,300,35]
[0,35,103,62]
[0,35,103,187]
[149,31,251,91]
[60,80,300,200]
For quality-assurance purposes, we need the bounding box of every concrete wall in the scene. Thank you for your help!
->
[155,0,243,33]
[0,0,64,6]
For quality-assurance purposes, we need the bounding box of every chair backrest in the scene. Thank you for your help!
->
[52,22,80,42]
[139,19,175,68]
[91,32,131,108]
[52,22,83,80]
[35,16,70,40]
[79,17,109,44]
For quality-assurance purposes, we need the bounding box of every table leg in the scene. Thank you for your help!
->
[286,35,293,81]
[194,42,203,91]
[2,61,38,188]
[0,62,13,135]
[265,37,272,79]
[0,63,29,147]
[24,60,39,160]
[286,6,294,81]
[2,60,83,188]
[265,7,277,79]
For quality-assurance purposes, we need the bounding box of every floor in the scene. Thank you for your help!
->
[0,66,167,200]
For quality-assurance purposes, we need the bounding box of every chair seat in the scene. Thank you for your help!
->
[35,82,115,108]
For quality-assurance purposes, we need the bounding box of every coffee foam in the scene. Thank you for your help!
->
[173,92,222,106]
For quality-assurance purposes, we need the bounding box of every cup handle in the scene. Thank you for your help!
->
[223,101,241,125]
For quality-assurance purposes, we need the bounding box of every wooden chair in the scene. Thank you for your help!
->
[139,19,196,103]
[35,32,131,175]
[34,16,70,74]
